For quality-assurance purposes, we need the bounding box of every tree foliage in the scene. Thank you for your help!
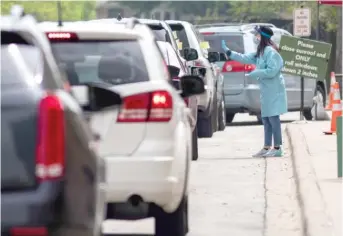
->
[226,0,340,32]
[0,1,96,21]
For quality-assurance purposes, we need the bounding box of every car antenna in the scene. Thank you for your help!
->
[57,0,63,26]
[117,13,122,21]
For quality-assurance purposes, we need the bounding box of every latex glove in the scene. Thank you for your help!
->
[221,40,230,52]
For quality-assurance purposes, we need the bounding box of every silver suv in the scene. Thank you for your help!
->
[199,23,326,123]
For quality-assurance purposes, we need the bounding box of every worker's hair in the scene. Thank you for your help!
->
[256,37,279,58]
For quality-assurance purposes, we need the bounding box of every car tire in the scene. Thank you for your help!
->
[225,112,235,124]
[184,196,189,234]
[218,94,226,131]
[192,126,199,161]
[155,196,187,236]
[197,113,213,138]
[212,94,219,133]
[303,84,326,121]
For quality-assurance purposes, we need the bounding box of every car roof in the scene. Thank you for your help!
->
[165,20,191,26]
[199,25,291,36]
[38,21,148,41]
[90,18,165,26]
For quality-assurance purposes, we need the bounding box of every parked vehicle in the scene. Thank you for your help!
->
[199,23,325,123]
[166,20,226,137]
[157,40,200,160]
[89,17,182,56]
[40,18,205,236]
[1,7,114,236]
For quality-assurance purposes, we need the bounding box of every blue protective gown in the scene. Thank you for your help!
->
[230,46,288,118]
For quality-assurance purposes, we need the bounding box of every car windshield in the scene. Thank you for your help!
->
[50,40,149,86]
[1,44,43,86]
[202,34,244,54]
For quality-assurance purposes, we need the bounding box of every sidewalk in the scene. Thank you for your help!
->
[286,121,342,236]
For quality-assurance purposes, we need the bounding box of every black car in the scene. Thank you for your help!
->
[1,8,121,236]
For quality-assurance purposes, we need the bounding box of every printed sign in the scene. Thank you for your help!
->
[176,40,183,50]
[172,31,178,39]
[279,35,332,80]
[200,41,210,49]
[293,8,311,37]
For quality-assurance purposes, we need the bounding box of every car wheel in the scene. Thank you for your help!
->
[192,126,199,161]
[225,112,235,124]
[197,113,214,138]
[184,196,189,234]
[212,95,219,132]
[155,196,187,236]
[218,95,226,131]
[303,84,326,121]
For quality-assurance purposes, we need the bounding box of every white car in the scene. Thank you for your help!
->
[157,41,200,161]
[166,20,224,138]
[39,19,205,236]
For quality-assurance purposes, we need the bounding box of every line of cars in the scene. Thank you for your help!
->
[1,6,325,236]
[1,6,221,236]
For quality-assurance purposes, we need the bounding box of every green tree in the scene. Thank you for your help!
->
[119,1,161,14]
[1,1,96,21]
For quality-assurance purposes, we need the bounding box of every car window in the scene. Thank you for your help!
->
[50,40,149,86]
[158,42,186,72]
[170,24,190,49]
[202,34,245,54]
[1,44,44,86]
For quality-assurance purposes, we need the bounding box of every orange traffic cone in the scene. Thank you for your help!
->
[325,72,336,111]
[324,82,342,135]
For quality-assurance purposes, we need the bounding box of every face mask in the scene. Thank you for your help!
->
[253,37,260,45]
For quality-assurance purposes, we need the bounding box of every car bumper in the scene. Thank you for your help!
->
[103,156,182,208]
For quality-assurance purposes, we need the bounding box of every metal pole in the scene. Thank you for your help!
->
[316,1,320,40]
[300,76,305,120]
[57,0,62,26]
[300,3,305,121]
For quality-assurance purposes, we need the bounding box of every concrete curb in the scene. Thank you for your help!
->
[285,123,335,236]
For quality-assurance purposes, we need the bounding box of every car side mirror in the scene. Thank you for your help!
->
[208,51,220,63]
[190,66,206,77]
[183,47,198,61]
[179,75,205,98]
[71,83,122,112]
[167,65,180,78]
[219,52,228,61]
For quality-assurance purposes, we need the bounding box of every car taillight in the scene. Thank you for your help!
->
[117,90,173,123]
[46,32,78,41]
[36,93,65,182]
[201,32,215,35]
[222,61,256,73]
[10,227,48,236]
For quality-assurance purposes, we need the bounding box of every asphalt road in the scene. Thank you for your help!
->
[102,112,304,236]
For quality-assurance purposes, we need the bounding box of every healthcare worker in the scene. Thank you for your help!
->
[221,26,287,157]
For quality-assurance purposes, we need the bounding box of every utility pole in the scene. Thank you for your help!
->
[316,1,320,40]
[57,0,62,26]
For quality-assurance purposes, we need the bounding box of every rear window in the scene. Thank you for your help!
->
[50,40,149,86]
[202,34,245,54]
[1,44,43,86]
